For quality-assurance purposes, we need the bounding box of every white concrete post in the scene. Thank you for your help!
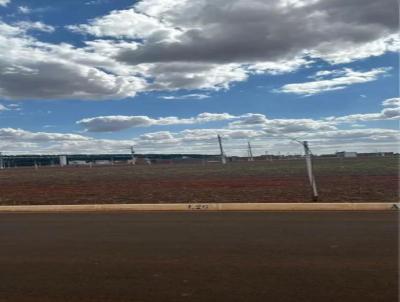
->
[217,135,227,164]
[303,141,318,201]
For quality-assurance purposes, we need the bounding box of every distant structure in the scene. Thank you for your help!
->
[336,151,358,158]
[130,146,136,165]
[265,151,273,162]
[59,155,67,167]
[68,160,89,166]
[358,152,394,157]
[94,160,112,165]
[0,152,4,170]
[217,135,227,164]
[247,141,254,161]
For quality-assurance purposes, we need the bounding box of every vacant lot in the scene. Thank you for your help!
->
[0,157,397,205]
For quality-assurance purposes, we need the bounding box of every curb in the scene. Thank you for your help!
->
[0,203,398,212]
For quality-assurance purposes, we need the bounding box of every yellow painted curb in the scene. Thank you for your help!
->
[0,203,398,212]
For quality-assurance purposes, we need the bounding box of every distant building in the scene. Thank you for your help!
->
[336,151,358,158]
[94,160,113,165]
[68,160,89,166]
[358,152,395,157]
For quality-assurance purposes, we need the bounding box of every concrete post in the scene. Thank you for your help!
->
[218,135,227,164]
[303,141,318,201]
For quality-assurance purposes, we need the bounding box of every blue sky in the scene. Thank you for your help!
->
[0,0,398,155]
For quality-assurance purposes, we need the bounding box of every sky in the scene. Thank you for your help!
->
[0,0,398,155]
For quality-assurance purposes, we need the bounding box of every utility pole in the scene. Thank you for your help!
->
[247,141,254,161]
[302,141,318,201]
[217,135,227,164]
[0,152,4,170]
[130,146,136,165]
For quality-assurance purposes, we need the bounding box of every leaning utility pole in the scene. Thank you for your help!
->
[247,141,254,161]
[302,141,318,201]
[130,146,136,165]
[217,135,227,164]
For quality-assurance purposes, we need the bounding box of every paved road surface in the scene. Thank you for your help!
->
[0,212,397,302]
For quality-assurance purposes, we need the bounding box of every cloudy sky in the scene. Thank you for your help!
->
[0,0,398,155]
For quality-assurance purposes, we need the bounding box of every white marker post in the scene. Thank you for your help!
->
[217,135,227,164]
[303,141,318,201]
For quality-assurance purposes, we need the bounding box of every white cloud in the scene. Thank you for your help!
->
[0,123,398,155]
[0,22,22,36]
[0,128,89,142]
[0,0,10,7]
[326,97,400,123]
[143,62,248,91]
[77,112,237,132]
[63,0,398,95]
[302,128,399,142]
[248,57,312,75]
[107,0,398,65]
[278,67,391,95]
[14,21,55,33]
[382,97,400,107]
[18,6,31,14]
[159,93,210,100]
[85,0,109,5]
[310,34,400,64]
[67,8,180,42]
[0,103,20,112]
[78,97,400,133]
[229,113,337,133]
[139,131,175,141]
[0,22,146,100]
[0,0,396,100]
[180,128,265,142]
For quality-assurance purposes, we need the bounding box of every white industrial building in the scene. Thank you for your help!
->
[68,160,90,166]
[336,151,358,158]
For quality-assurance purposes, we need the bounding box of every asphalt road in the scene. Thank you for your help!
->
[0,212,397,302]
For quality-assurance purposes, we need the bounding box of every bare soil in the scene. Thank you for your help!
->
[0,157,398,205]
[0,212,397,302]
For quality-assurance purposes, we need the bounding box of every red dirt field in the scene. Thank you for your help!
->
[0,157,398,205]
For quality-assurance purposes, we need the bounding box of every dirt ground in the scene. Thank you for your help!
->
[0,157,398,205]
[0,212,397,302]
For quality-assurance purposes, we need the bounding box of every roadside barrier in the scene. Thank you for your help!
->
[0,202,398,212]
